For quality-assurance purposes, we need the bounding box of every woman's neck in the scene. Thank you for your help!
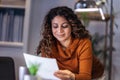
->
[60,37,72,48]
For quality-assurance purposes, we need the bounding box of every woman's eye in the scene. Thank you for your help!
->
[62,25,69,28]
[52,26,58,28]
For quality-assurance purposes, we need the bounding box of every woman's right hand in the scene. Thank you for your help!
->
[54,70,75,80]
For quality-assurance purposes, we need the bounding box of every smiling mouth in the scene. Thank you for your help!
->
[57,34,64,38]
[58,35,64,37]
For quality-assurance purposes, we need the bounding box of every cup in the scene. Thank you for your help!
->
[24,74,37,80]
[19,66,29,80]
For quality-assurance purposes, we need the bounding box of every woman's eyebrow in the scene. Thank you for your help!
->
[62,22,69,25]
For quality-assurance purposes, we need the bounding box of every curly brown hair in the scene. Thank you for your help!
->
[37,6,91,55]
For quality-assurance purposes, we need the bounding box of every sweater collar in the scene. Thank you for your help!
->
[51,38,80,60]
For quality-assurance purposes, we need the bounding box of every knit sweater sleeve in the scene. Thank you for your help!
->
[75,39,93,80]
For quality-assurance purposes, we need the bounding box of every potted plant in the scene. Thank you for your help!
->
[24,63,41,80]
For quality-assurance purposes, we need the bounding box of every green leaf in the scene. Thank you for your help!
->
[28,63,40,76]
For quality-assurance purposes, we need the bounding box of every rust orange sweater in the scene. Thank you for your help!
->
[41,38,104,80]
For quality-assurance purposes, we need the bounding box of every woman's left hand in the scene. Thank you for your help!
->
[54,70,75,80]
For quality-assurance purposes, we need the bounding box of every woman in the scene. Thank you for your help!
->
[37,6,104,80]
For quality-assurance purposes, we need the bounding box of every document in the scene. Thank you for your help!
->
[23,53,60,80]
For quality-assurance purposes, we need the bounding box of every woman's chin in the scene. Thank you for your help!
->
[57,38,65,42]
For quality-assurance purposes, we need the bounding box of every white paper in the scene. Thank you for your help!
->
[23,53,60,80]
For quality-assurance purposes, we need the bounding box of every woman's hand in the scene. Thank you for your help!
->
[54,70,75,80]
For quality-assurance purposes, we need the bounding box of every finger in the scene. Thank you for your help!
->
[54,72,71,80]
[55,70,70,75]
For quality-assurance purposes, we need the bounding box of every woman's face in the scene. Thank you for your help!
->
[52,16,71,43]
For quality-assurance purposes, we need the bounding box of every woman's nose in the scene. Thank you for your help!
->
[58,27,63,33]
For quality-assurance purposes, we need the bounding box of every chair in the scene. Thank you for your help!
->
[0,57,16,80]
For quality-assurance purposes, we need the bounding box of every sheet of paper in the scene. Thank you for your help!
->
[23,53,60,80]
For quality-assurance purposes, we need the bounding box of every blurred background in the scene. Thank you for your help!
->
[0,0,120,80]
